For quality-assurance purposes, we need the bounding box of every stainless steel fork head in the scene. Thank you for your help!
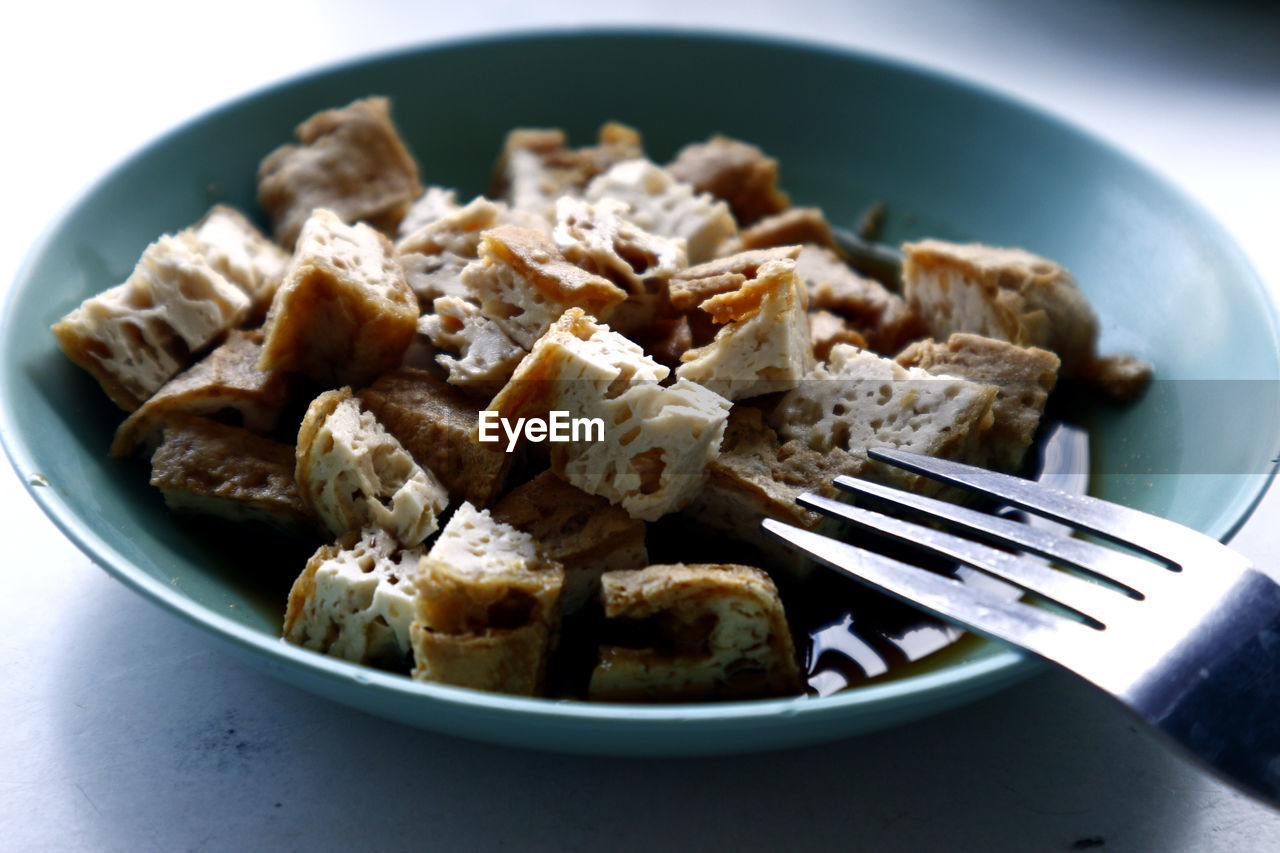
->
[763,447,1280,808]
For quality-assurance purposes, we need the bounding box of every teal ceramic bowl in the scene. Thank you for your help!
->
[4,30,1278,756]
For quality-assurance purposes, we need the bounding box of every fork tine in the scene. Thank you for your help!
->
[797,492,1134,627]
[832,475,1163,597]
[761,519,1101,664]
[867,447,1212,563]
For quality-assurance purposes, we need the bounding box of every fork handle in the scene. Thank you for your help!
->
[1136,569,1280,806]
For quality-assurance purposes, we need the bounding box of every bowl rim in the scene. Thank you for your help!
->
[3,25,1276,734]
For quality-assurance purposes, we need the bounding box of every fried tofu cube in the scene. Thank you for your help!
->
[796,244,919,353]
[295,387,449,546]
[666,246,801,312]
[488,308,732,521]
[585,159,738,264]
[176,205,290,319]
[552,196,686,335]
[808,309,867,360]
[52,235,251,411]
[732,207,836,252]
[112,329,292,456]
[149,416,311,533]
[395,194,502,258]
[257,96,422,248]
[410,503,564,695]
[901,239,1099,375]
[357,368,511,508]
[492,470,648,612]
[491,122,645,221]
[284,527,425,671]
[589,563,801,701]
[257,208,418,387]
[417,297,527,395]
[676,258,814,400]
[769,343,998,491]
[460,225,627,348]
[667,135,790,227]
[895,333,1060,472]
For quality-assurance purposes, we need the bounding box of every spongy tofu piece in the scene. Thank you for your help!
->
[396,186,462,239]
[682,406,850,580]
[399,251,472,305]
[176,205,290,319]
[418,297,527,395]
[257,96,422,249]
[257,208,418,387]
[796,244,918,354]
[667,246,801,312]
[552,196,686,335]
[491,122,645,221]
[395,195,502,258]
[895,333,1060,472]
[488,308,732,521]
[112,329,292,456]
[149,416,311,534]
[769,343,998,489]
[901,239,1099,374]
[675,258,814,400]
[492,470,648,613]
[284,527,425,671]
[733,207,837,252]
[585,159,737,264]
[295,387,449,546]
[589,563,801,701]
[51,234,251,411]
[460,225,627,348]
[808,309,867,360]
[667,135,790,226]
[410,502,564,695]
[357,368,511,508]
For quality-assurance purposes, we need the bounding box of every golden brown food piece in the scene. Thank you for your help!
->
[257,208,418,387]
[808,309,867,360]
[682,406,849,579]
[902,239,1100,374]
[667,245,802,312]
[676,258,814,400]
[410,503,564,695]
[733,207,836,253]
[395,195,502,258]
[177,205,290,321]
[769,343,998,493]
[295,387,449,546]
[357,368,511,508]
[257,96,422,248]
[112,329,292,457]
[487,308,731,522]
[895,333,1060,472]
[417,297,527,395]
[149,416,311,533]
[284,527,425,671]
[460,225,627,349]
[492,470,648,613]
[589,563,801,702]
[490,122,644,221]
[796,244,919,353]
[667,135,790,226]
[52,235,251,411]
[1080,352,1152,403]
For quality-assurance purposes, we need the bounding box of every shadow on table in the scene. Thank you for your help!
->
[43,572,1244,852]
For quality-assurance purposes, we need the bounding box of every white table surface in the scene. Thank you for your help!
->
[3,2,1278,850]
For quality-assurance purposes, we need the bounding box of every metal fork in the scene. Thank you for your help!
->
[762,447,1280,807]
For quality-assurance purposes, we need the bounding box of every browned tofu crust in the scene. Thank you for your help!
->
[667,135,790,226]
[357,368,511,508]
[589,562,802,701]
[492,470,648,612]
[149,416,311,532]
[257,96,422,249]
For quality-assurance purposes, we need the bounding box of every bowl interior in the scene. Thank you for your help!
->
[4,30,1278,754]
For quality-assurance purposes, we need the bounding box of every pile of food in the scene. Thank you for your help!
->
[51,97,1148,701]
